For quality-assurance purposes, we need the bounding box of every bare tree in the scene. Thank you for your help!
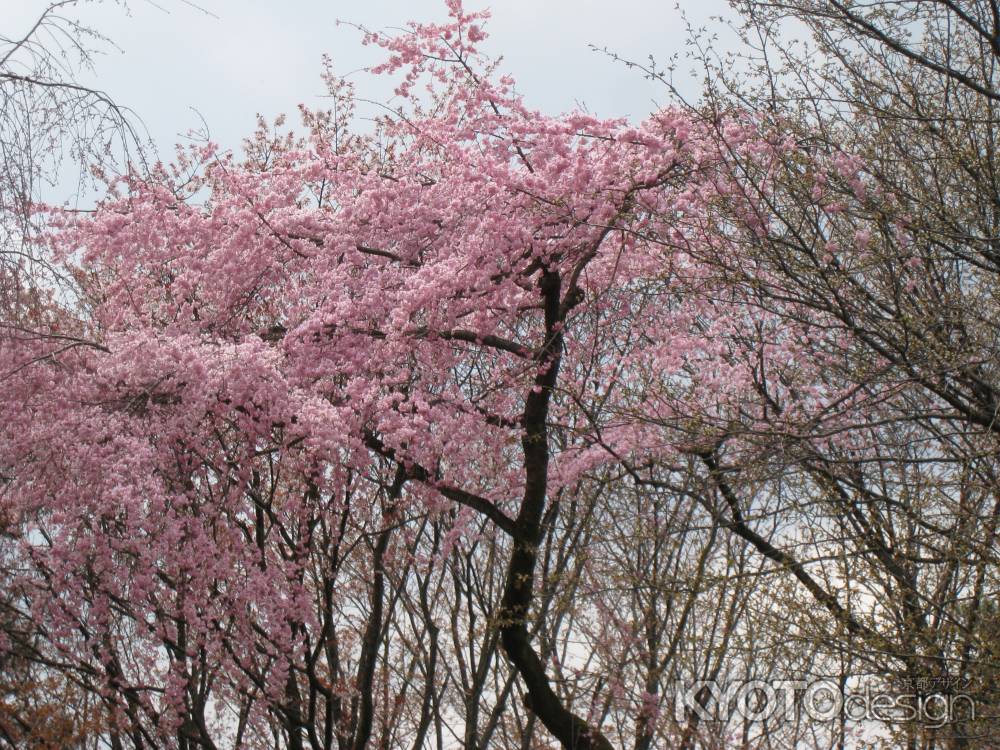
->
[610,2,1000,747]
[1,1,143,321]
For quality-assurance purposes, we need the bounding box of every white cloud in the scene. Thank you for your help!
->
[9,0,735,165]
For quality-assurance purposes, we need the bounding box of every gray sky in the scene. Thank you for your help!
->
[10,0,732,160]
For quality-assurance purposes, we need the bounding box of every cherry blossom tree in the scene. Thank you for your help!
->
[2,4,147,746]
[0,3,800,746]
[5,2,997,749]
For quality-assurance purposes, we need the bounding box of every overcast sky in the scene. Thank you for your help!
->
[10,0,733,162]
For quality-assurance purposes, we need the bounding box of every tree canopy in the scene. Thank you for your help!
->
[2,2,999,749]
